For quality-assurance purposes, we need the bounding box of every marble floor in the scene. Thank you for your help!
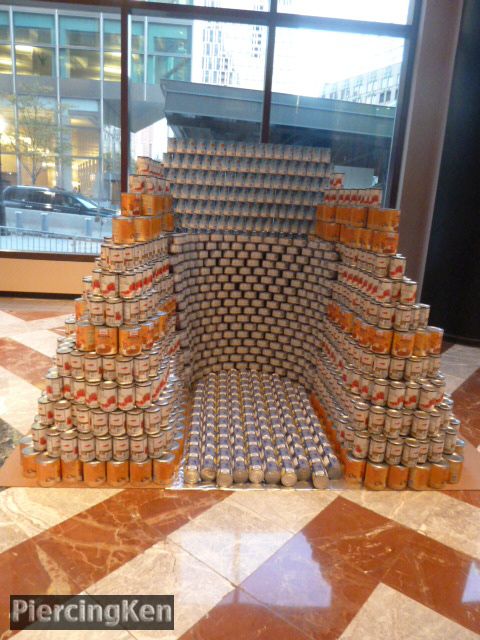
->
[0,297,479,640]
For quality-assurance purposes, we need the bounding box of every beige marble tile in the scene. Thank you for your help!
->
[87,539,233,640]
[228,488,338,533]
[441,345,480,384]
[168,499,293,585]
[343,489,480,560]
[0,310,28,337]
[25,315,69,331]
[445,374,470,395]
[0,365,41,434]
[340,583,478,639]
[11,330,59,358]
[0,487,119,554]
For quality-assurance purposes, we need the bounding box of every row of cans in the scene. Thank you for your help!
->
[173,184,320,206]
[175,199,316,219]
[170,231,332,250]
[166,138,331,163]
[135,155,166,177]
[170,169,327,191]
[344,455,463,490]
[323,188,383,207]
[166,154,329,178]
[88,266,173,301]
[74,320,177,356]
[97,236,170,271]
[31,426,178,463]
[55,345,169,382]
[337,265,418,306]
[121,192,173,216]
[78,296,170,329]
[321,323,441,381]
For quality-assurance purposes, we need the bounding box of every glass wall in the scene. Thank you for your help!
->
[0,1,417,253]
[271,28,405,189]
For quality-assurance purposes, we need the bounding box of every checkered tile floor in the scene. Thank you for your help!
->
[0,297,479,640]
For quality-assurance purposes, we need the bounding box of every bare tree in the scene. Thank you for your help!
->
[6,85,70,186]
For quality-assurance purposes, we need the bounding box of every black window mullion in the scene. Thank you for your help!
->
[260,0,277,144]
[120,4,129,193]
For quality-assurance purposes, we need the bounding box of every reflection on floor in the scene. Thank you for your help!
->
[0,297,479,640]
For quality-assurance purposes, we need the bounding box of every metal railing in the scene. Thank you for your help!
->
[0,226,102,254]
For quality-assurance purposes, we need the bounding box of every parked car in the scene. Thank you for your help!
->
[0,186,116,227]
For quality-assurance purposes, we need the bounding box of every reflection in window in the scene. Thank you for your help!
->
[15,46,54,77]
[104,19,121,51]
[0,44,12,75]
[0,11,9,42]
[104,51,121,82]
[148,55,190,83]
[148,23,191,54]
[60,16,99,48]
[14,12,54,45]
[60,49,100,80]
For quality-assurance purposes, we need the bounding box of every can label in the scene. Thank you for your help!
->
[385,439,403,465]
[118,384,135,412]
[113,437,130,461]
[353,431,369,459]
[78,436,95,462]
[136,382,152,409]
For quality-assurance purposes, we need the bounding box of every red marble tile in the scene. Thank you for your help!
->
[452,368,480,447]
[442,490,480,509]
[180,588,311,640]
[384,531,480,634]
[300,496,418,581]
[0,338,52,388]
[240,526,378,640]
[0,489,230,638]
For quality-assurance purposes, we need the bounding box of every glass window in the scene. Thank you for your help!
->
[132,21,144,52]
[277,0,413,24]
[271,27,405,191]
[14,12,54,45]
[148,23,191,54]
[60,16,99,48]
[104,19,121,51]
[0,44,13,75]
[15,45,54,76]
[133,0,269,8]
[104,51,121,82]
[0,11,9,42]
[60,49,100,80]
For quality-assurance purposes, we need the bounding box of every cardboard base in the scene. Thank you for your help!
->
[1,439,479,490]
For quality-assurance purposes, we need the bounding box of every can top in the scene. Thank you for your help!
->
[390,381,406,389]
[60,429,77,440]
[101,381,118,390]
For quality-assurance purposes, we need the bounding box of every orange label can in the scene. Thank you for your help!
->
[134,216,152,242]
[94,326,118,356]
[112,216,135,245]
[121,193,142,216]
[76,322,96,352]
[119,324,142,356]
[371,327,393,354]
[392,330,415,358]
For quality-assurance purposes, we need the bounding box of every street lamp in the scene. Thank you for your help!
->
[0,115,6,191]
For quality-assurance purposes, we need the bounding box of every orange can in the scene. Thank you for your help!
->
[133,216,152,242]
[151,215,162,237]
[141,194,159,216]
[112,216,135,245]
[392,330,415,358]
[316,204,336,222]
[364,461,388,490]
[350,206,368,228]
[163,211,175,232]
[428,459,449,489]
[358,321,374,348]
[359,228,373,250]
[387,463,409,490]
[121,193,142,216]
[427,326,444,355]
[130,459,152,486]
[371,327,393,354]
[344,453,366,485]
[139,321,154,350]
[76,321,96,352]
[413,328,430,357]
[374,208,401,231]
[152,452,176,486]
[372,230,399,255]
[118,324,142,356]
[74,297,87,321]
[95,326,118,356]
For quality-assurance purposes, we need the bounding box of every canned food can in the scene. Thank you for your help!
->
[99,381,118,412]
[419,383,436,411]
[135,380,152,409]
[428,459,449,489]
[36,454,61,486]
[401,437,420,467]
[45,372,63,401]
[368,434,387,463]
[119,325,142,357]
[119,272,137,299]
[404,381,420,410]
[60,429,78,462]
[72,378,86,404]
[387,381,405,409]
[392,330,415,358]
[389,357,406,381]
[385,437,403,465]
[447,453,463,484]
[133,354,150,381]
[108,409,126,436]
[83,459,106,486]
[400,278,417,305]
[96,434,113,461]
[371,378,389,406]
[352,430,370,459]
[443,427,458,455]
[405,356,423,380]
[38,396,55,426]
[427,326,444,354]
[408,462,431,490]
[364,461,388,490]
[91,408,108,436]
[126,408,144,435]
[352,400,369,428]
[105,298,124,328]
[32,422,48,452]
[85,381,100,409]
[372,354,390,378]
[384,409,403,438]
[78,432,95,462]
[368,405,386,433]
[46,427,61,457]
[387,463,409,490]
[147,431,164,458]
[94,326,118,356]
[130,433,148,462]
[117,383,135,412]
[107,459,129,486]
[113,434,130,461]
[21,447,40,478]
[84,353,102,382]
[112,216,135,244]
[54,399,72,428]
[344,453,366,484]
